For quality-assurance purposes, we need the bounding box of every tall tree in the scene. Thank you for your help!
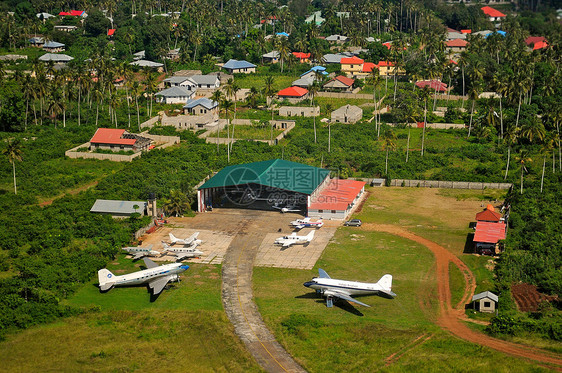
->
[381,129,397,175]
[3,139,23,195]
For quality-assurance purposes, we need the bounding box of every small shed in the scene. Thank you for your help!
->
[90,199,147,218]
[472,291,498,313]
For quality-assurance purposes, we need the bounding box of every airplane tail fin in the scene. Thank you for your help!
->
[377,274,396,298]
[307,230,315,240]
[98,269,116,291]
[169,233,177,243]
[161,241,170,252]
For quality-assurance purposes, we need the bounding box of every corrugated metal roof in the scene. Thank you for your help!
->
[222,59,256,70]
[474,221,506,244]
[472,291,498,302]
[183,97,218,110]
[198,159,330,195]
[90,128,136,145]
[481,6,506,17]
[43,41,65,48]
[155,86,193,98]
[341,56,364,64]
[475,208,501,222]
[90,199,147,214]
[38,53,73,62]
[309,179,365,211]
[278,86,308,97]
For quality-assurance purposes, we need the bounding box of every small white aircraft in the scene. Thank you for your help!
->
[290,217,324,230]
[98,257,189,295]
[274,230,315,248]
[272,202,301,213]
[303,268,396,308]
[122,244,161,260]
[162,242,204,261]
[169,232,201,246]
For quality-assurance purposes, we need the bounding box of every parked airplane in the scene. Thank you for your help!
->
[162,242,204,261]
[272,204,301,213]
[303,268,396,308]
[98,257,189,295]
[169,232,201,246]
[274,230,315,248]
[290,217,324,230]
[122,244,161,260]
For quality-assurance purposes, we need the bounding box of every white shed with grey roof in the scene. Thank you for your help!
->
[164,76,196,88]
[90,199,147,218]
[188,75,220,89]
[155,86,194,104]
[472,291,498,313]
[292,75,315,88]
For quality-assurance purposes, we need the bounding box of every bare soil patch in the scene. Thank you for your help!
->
[511,283,559,313]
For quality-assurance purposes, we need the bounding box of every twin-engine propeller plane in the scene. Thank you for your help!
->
[168,232,201,247]
[304,268,396,308]
[121,244,161,260]
[161,242,204,261]
[98,257,189,296]
[274,230,315,248]
[290,217,324,230]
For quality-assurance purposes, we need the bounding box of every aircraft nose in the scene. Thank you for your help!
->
[303,281,315,288]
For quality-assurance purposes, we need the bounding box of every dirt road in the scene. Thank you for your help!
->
[363,223,562,370]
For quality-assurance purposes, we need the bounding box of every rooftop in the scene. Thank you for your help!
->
[341,56,364,65]
[198,159,330,195]
[474,221,506,244]
[309,179,365,210]
[90,199,147,215]
[481,6,506,18]
[38,53,73,62]
[222,59,256,70]
[472,291,498,302]
[278,86,308,97]
[130,59,164,68]
[184,97,218,110]
[155,86,193,98]
[446,39,468,47]
[475,206,501,222]
[90,128,136,146]
[416,80,448,92]
[292,52,311,59]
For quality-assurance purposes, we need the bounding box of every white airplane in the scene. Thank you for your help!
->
[303,268,396,308]
[169,232,201,246]
[121,244,161,260]
[98,257,189,295]
[274,230,315,248]
[290,217,324,230]
[272,202,301,213]
[162,242,204,261]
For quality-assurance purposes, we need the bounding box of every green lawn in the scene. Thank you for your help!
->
[214,124,283,141]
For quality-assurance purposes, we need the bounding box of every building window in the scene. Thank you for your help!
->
[484,301,491,308]
[318,209,323,213]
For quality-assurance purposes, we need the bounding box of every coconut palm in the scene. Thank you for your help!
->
[308,82,320,143]
[503,125,520,180]
[515,150,532,194]
[540,135,554,192]
[262,76,276,121]
[163,189,190,217]
[326,103,333,152]
[3,138,23,195]
[520,119,546,144]
[381,129,397,175]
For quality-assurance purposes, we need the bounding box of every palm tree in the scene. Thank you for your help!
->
[262,76,276,121]
[276,37,290,73]
[326,103,333,152]
[418,86,431,156]
[381,129,397,175]
[3,139,23,195]
[520,119,546,144]
[221,99,234,162]
[308,82,320,143]
[540,135,554,192]
[245,86,260,109]
[503,126,520,180]
[515,150,532,194]
[163,189,190,217]
[211,90,224,153]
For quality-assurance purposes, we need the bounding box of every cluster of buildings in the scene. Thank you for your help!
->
[472,204,508,255]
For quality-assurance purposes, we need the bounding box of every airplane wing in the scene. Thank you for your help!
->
[148,276,171,295]
[295,224,305,229]
[174,253,193,261]
[132,252,146,260]
[326,290,371,308]
[143,257,158,269]
[282,241,293,248]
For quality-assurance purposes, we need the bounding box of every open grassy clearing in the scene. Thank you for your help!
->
[214,124,283,140]
[0,310,260,373]
[234,72,298,91]
[449,262,465,308]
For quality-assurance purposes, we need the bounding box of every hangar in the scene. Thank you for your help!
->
[197,159,330,213]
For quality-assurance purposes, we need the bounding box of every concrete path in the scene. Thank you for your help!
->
[222,218,306,373]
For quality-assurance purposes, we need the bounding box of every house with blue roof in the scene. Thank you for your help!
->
[43,41,65,52]
[183,98,219,115]
[301,66,328,79]
[221,59,256,74]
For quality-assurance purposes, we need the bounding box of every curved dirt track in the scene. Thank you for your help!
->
[363,223,562,370]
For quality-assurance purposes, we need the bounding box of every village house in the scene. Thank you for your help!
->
[331,104,363,124]
[221,59,256,74]
[183,98,219,115]
[42,41,65,53]
[262,50,280,63]
[278,106,319,117]
[89,128,151,153]
[163,76,196,89]
[54,25,78,32]
[446,38,468,53]
[340,56,364,77]
[525,36,548,51]
[29,36,45,47]
[155,86,194,104]
[129,60,164,71]
[471,291,498,313]
[292,52,311,63]
[326,34,348,44]
[189,75,220,89]
[415,80,449,92]
[38,53,74,63]
[481,6,506,24]
[277,86,309,103]
[323,75,355,92]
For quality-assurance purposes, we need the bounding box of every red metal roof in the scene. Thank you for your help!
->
[90,128,136,145]
[382,42,392,50]
[415,80,448,92]
[292,52,311,59]
[70,10,85,16]
[335,75,354,87]
[449,59,458,65]
[461,29,472,34]
[525,36,546,46]
[475,208,501,222]
[446,39,468,47]
[309,179,365,211]
[481,6,506,17]
[107,29,116,36]
[340,56,364,65]
[533,41,548,50]
[362,62,376,73]
[376,61,394,67]
[474,221,506,244]
[58,11,71,16]
[278,86,308,97]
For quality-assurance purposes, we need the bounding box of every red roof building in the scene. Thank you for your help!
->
[481,6,506,18]
[309,179,366,218]
[107,29,116,36]
[362,62,376,73]
[277,86,308,101]
[334,75,354,87]
[340,56,364,65]
[475,205,502,222]
[446,39,468,47]
[461,29,472,34]
[415,80,448,92]
[474,221,506,244]
[59,10,85,16]
[525,36,546,46]
[292,52,311,61]
[533,41,548,50]
[89,128,151,152]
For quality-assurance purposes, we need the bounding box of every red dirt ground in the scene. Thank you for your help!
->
[512,283,559,313]
[364,223,562,370]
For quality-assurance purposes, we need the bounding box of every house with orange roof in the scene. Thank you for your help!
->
[308,179,366,219]
[481,6,506,23]
[323,75,355,92]
[277,86,309,103]
[446,38,468,53]
[525,36,548,51]
[340,56,364,77]
[292,52,311,63]
[89,128,151,153]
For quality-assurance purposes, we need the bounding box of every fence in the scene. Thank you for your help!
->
[390,179,512,190]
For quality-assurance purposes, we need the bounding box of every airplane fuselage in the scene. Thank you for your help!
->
[304,278,387,296]
[103,263,188,288]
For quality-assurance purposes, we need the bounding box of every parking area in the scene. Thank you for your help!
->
[137,209,341,270]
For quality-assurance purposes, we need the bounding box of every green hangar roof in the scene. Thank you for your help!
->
[199,159,330,195]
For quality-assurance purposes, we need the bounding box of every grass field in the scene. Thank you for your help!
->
[214,124,283,141]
